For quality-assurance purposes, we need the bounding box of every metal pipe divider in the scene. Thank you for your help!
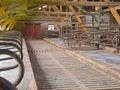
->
[0,30,24,90]
[60,29,120,52]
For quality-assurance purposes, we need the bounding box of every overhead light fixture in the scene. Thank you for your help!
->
[95,6,101,11]
[38,7,42,10]
[42,5,47,8]
[38,5,47,10]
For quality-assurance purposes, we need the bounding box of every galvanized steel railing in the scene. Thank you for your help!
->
[0,30,24,90]
[61,29,120,52]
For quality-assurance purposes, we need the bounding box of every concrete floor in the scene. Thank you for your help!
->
[27,39,120,90]
[45,38,120,80]
[1,38,120,90]
[47,38,120,68]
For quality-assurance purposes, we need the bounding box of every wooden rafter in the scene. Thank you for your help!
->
[17,10,77,16]
[68,5,88,31]
[16,15,63,20]
[52,5,65,23]
[0,0,120,31]
[44,8,60,31]
[104,0,120,26]
[5,3,22,11]
[109,7,120,26]
[4,0,120,6]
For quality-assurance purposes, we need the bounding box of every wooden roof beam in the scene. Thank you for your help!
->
[26,11,77,16]
[16,15,63,19]
[4,1,120,6]
[109,7,120,26]
[34,1,120,6]
[52,6,65,23]
[68,5,88,31]
[5,3,22,11]
[104,0,120,26]
[43,9,60,31]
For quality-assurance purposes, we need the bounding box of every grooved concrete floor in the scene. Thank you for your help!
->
[45,38,120,76]
[27,40,120,90]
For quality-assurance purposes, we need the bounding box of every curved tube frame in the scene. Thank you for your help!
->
[112,35,120,49]
[0,42,23,60]
[0,49,24,86]
[0,76,17,90]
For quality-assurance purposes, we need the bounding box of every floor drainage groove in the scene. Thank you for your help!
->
[27,40,120,90]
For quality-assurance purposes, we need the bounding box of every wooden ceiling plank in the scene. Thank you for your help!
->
[30,11,73,15]
[4,0,120,6]
[16,15,62,19]
[35,1,120,6]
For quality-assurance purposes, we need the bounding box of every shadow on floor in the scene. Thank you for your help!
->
[26,41,52,90]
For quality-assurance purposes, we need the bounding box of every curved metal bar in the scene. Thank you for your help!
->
[2,31,23,37]
[0,64,18,71]
[0,57,13,61]
[99,33,115,47]
[79,32,93,46]
[78,31,102,49]
[112,35,120,49]
[1,34,22,39]
[0,38,22,49]
[0,30,23,37]
[0,46,15,49]
[0,33,23,43]
[0,49,24,86]
[0,31,22,36]
[0,42,23,60]
[0,76,17,90]
[72,31,83,48]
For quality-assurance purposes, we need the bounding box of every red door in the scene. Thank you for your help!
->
[34,24,41,39]
[24,23,41,39]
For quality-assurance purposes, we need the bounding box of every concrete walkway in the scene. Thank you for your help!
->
[44,38,120,81]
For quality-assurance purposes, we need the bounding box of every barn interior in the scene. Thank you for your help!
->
[0,0,120,90]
